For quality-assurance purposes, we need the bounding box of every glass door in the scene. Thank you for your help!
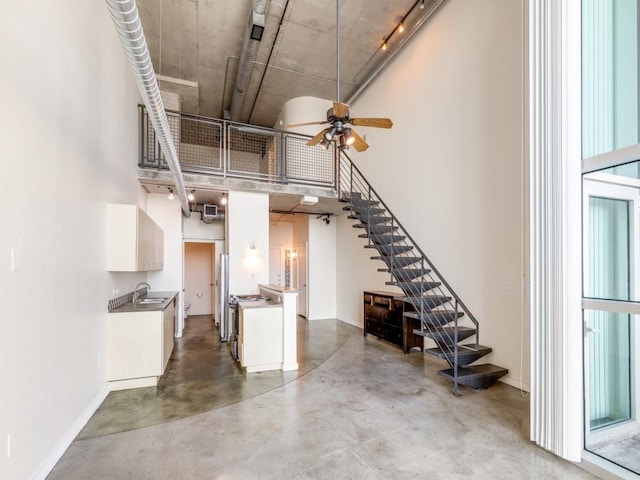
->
[583,175,638,467]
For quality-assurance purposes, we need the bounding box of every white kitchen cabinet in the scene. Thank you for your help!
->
[107,298,176,391]
[162,300,175,370]
[238,305,283,373]
[107,203,164,271]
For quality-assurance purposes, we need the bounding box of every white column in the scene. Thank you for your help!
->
[529,0,582,461]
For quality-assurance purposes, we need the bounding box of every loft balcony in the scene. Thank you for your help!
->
[137,106,346,211]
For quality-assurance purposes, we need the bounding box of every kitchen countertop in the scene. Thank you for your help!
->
[238,299,281,309]
[110,291,178,313]
[259,284,300,293]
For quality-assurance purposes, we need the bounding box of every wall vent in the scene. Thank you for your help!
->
[203,204,218,219]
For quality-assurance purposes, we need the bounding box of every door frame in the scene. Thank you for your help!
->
[582,174,640,445]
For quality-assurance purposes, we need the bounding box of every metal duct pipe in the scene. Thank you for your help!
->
[229,0,269,121]
[105,0,191,217]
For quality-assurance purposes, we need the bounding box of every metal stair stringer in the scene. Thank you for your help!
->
[337,153,508,394]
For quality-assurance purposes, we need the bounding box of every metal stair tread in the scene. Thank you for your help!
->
[404,309,462,320]
[358,233,407,244]
[371,256,422,268]
[348,214,392,224]
[415,326,476,341]
[386,280,440,289]
[437,364,508,389]
[364,245,414,254]
[424,344,492,360]
[353,224,398,232]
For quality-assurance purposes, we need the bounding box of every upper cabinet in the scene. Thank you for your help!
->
[108,204,164,272]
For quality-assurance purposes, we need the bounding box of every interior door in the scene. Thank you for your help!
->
[184,242,213,316]
[583,177,638,440]
[297,242,308,317]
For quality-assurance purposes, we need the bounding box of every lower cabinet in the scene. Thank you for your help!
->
[108,299,176,390]
[238,305,283,373]
[363,291,423,353]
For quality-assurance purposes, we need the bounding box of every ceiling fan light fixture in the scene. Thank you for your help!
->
[343,128,355,146]
[319,137,331,150]
[339,135,349,151]
[324,127,337,141]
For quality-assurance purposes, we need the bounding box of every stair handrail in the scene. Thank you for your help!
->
[338,152,480,338]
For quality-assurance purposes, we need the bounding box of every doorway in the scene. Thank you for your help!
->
[297,242,308,318]
[184,242,216,319]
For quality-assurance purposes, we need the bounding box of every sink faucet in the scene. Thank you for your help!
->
[133,282,151,303]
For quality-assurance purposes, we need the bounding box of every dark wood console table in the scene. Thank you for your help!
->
[363,291,423,353]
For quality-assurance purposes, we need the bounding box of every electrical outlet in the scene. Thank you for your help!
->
[97,355,101,367]
[7,433,11,459]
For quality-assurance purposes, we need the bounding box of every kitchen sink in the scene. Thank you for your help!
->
[137,298,168,304]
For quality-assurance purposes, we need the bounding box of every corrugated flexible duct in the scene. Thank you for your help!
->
[105,0,191,217]
[229,0,269,121]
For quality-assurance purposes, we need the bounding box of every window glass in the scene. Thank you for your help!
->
[583,0,639,158]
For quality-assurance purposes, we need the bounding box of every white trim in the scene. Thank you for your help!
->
[583,143,640,174]
[529,0,582,461]
[33,385,109,480]
[582,299,640,315]
[581,450,640,480]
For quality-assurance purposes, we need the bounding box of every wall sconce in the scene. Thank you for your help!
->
[250,243,256,250]
[289,250,297,260]
[167,187,174,200]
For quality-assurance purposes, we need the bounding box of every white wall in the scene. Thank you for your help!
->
[307,217,337,320]
[269,220,293,248]
[183,214,225,241]
[336,0,528,389]
[147,194,184,335]
[228,191,269,294]
[0,1,144,478]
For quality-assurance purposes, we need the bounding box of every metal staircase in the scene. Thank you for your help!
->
[338,154,508,394]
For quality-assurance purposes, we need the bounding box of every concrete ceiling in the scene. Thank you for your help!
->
[138,0,427,127]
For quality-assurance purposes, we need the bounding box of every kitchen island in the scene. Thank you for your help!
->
[237,299,283,373]
[259,284,299,372]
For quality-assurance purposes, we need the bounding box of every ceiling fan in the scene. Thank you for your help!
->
[285,0,393,152]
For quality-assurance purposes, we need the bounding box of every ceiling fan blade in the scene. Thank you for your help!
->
[350,117,393,129]
[332,101,350,118]
[306,129,329,147]
[351,129,369,152]
[283,120,328,129]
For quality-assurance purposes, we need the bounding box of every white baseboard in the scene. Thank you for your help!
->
[33,384,109,480]
[499,373,530,393]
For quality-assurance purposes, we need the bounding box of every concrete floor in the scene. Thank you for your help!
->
[49,316,598,479]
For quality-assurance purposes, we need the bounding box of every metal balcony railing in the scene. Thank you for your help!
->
[139,105,337,189]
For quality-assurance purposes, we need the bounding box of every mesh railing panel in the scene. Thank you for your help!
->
[179,117,223,172]
[227,126,280,180]
[284,135,334,186]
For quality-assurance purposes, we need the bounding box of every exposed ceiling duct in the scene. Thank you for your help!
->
[229,0,269,122]
[105,0,191,217]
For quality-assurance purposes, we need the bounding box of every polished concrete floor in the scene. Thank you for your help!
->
[78,315,350,439]
[49,316,598,479]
